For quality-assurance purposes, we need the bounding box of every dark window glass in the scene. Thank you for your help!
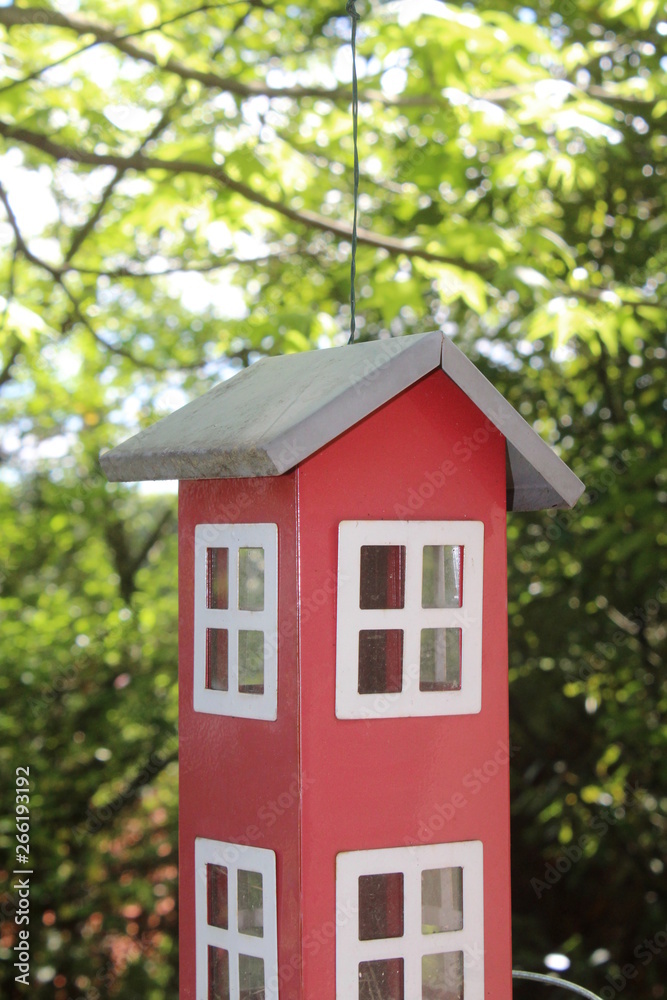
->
[208,946,230,1000]
[360,546,406,609]
[358,630,403,694]
[359,873,404,940]
[206,629,229,691]
[207,548,229,609]
[359,958,404,1000]
[207,864,228,929]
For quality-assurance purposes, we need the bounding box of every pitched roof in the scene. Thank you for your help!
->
[100,331,584,512]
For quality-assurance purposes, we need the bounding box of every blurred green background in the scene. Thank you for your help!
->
[0,0,665,997]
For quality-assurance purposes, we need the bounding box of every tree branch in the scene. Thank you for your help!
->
[274,127,411,197]
[0,251,21,387]
[0,2,263,97]
[64,86,187,263]
[0,119,490,275]
[0,246,18,330]
[73,739,178,839]
[483,81,658,111]
[0,5,428,108]
[68,249,297,279]
[0,38,99,97]
[127,508,175,587]
[0,337,21,389]
[105,507,175,602]
[2,6,655,115]
[564,282,662,312]
[0,180,203,372]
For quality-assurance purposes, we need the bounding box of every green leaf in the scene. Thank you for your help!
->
[436,266,488,313]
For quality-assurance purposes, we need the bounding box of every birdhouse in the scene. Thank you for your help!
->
[101,331,583,1000]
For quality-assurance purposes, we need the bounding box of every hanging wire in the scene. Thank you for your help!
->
[512,970,605,1000]
[346,0,361,344]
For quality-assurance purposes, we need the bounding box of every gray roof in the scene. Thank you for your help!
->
[100,331,584,511]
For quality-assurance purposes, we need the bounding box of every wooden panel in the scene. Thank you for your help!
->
[178,475,301,1000]
[297,369,512,1000]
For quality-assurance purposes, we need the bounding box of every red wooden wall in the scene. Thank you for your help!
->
[178,474,302,1000]
[297,369,511,1000]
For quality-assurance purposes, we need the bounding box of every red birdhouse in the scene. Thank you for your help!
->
[101,331,583,1000]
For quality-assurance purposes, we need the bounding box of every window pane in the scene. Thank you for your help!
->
[238,869,263,937]
[239,954,265,1000]
[358,630,403,695]
[422,868,463,933]
[359,872,404,940]
[419,629,461,692]
[360,545,406,609]
[207,548,229,609]
[208,946,230,1000]
[422,545,462,609]
[206,629,229,691]
[359,958,404,1000]
[207,864,228,929]
[239,547,265,611]
[238,631,265,694]
[422,951,463,1000]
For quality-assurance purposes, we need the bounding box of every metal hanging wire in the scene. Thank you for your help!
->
[341,6,609,997]
[346,0,361,344]
[513,969,605,1000]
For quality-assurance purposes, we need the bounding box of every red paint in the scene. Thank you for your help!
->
[178,368,512,1000]
[178,473,302,1000]
[298,370,511,999]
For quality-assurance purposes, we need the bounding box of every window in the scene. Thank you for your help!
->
[195,838,279,1000]
[336,521,484,719]
[336,841,484,1000]
[194,524,278,719]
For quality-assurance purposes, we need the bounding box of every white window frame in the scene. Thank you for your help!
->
[194,523,278,720]
[336,520,484,719]
[195,837,279,1000]
[336,840,484,1000]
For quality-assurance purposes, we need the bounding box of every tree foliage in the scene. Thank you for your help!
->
[0,0,665,998]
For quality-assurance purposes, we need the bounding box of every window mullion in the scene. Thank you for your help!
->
[403,527,423,617]
[403,533,423,699]
[227,625,239,697]
[401,861,422,997]
[358,608,406,625]
[404,945,423,1000]
[229,943,240,1000]
[228,544,239,615]
[402,627,421,696]
[204,608,230,628]
[419,927,467,954]
[418,608,466,628]
[206,924,230,950]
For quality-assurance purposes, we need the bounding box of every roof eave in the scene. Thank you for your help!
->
[440,337,584,513]
[100,444,279,482]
